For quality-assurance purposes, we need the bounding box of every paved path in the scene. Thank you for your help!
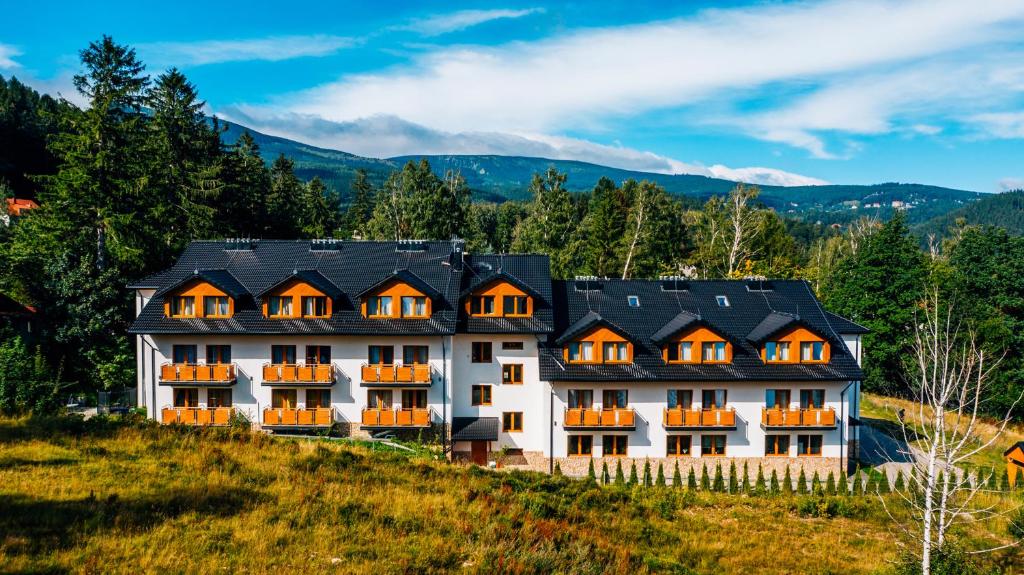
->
[859,417,918,480]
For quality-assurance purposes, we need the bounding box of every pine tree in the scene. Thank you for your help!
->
[713,463,725,492]
[877,470,891,494]
[266,154,305,238]
[587,459,596,483]
[340,168,375,238]
[642,459,652,487]
[656,462,666,487]
[826,471,837,495]
[728,461,739,493]
[852,470,863,496]
[673,461,682,488]
[838,471,849,496]
[510,167,576,277]
[782,465,793,495]
[894,470,906,492]
[797,468,808,495]
[615,460,625,485]
[687,466,698,490]
[601,461,611,485]
[770,469,780,495]
[755,464,767,495]
[578,176,628,276]
[700,463,711,490]
[628,461,639,486]
[741,461,750,493]
[811,471,822,495]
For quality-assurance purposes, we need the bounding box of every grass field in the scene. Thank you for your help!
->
[0,415,1020,574]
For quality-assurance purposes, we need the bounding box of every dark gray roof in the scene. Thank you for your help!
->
[650,311,702,345]
[553,311,630,345]
[154,269,248,299]
[824,311,871,335]
[456,254,553,334]
[540,279,864,382]
[746,311,804,343]
[355,269,442,300]
[254,269,343,299]
[451,417,499,441]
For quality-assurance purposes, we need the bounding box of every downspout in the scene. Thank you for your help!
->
[550,383,554,474]
[839,380,856,475]
[442,333,449,459]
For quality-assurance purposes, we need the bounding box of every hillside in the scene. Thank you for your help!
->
[914,189,1024,238]
[219,120,982,223]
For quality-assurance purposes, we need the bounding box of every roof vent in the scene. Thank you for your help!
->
[224,238,256,251]
[310,238,342,252]
[396,240,428,252]
[574,275,603,291]
[745,279,774,292]
[659,276,689,291]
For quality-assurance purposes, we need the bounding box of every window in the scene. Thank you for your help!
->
[502,341,524,350]
[402,389,427,409]
[502,412,523,432]
[269,296,294,318]
[472,385,492,406]
[765,389,791,409]
[716,295,730,307]
[765,341,790,362]
[667,435,692,457]
[503,295,529,316]
[567,341,594,362]
[602,341,629,363]
[666,341,693,363]
[400,345,428,365]
[208,389,232,408]
[301,296,328,318]
[568,435,593,456]
[271,389,296,409]
[800,389,825,409]
[173,388,198,407]
[627,295,640,307]
[368,345,394,365]
[401,296,428,318]
[668,389,693,409]
[271,345,296,365]
[603,435,628,456]
[306,345,331,365]
[306,389,330,408]
[701,435,727,456]
[204,296,230,317]
[801,341,825,362]
[170,296,195,317]
[502,363,523,384]
[766,434,790,456]
[206,345,231,364]
[172,345,197,364]
[471,342,492,363]
[702,389,727,409]
[568,389,593,409]
[368,390,392,409]
[702,341,727,362]
[471,295,495,315]
[603,389,628,409]
[797,434,823,456]
[367,296,392,317]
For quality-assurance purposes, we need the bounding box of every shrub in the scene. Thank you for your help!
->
[687,466,697,490]
[866,470,878,494]
[1001,468,1011,491]
[587,459,596,482]
[615,460,625,485]
[838,471,849,496]
[0,338,64,414]
[797,468,808,495]
[700,463,710,490]
[628,461,639,485]
[796,496,869,519]
[1009,506,1024,539]
[877,470,891,494]
[825,471,836,495]
[741,461,750,493]
[894,469,906,491]
[811,471,822,495]
[553,462,562,476]
[655,462,666,487]
[672,461,681,488]
[713,463,725,492]
[601,461,610,485]
[728,461,738,493]
[852,470,863,496]
[770,469,780,495]
[894,543,986,575]
[642,459,652,487]
[987,467,998,491]
[783,465,793,495]
[755,464,766,495]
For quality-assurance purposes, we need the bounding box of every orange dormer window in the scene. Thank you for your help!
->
[164,280,234,319]
[362,281,431,319]
[262,279,333,319]
[563,326,632,364]
[662,326,731,364]
[761,327,830,364]
[466,280,532,318]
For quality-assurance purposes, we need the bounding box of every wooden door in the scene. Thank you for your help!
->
[470,441,488,465]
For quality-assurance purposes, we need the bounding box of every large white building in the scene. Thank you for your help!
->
[130,239,866,473]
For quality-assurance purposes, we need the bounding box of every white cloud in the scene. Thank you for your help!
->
[397,8,544,36]
[218,108,827,186]
[0,44,21,69]
[968,111,1024,138]
[999,177,1024,191]
[137,35,353,67]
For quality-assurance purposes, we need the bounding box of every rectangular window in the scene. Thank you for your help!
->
[170,296,195,317]
[271,345,296,365]
[206,345,231,364]
[402,389,427,409]
[797,434,823,456]
[204,296,230,317]
[568,389,594,409]
[702,389,727,409]
[471,295,495,315]
[268,296,292,317]
[502,363,523,384]
[471,385,492,406]
[368,345,394,365]
[668,389,693,409]
[801,341,824,362]
[301,296,328,317]
[701,342,715,361]
[627,295,640,307]
[800,389,825,409]
[471,342,492,363]
[701,434,727,456]
[765,389,791,409]
[501,341,524,350]
[568,435,593,456]
[502,411,523,432]
[306,389,331,409]
[716,295,730,307]
[681,342,692,361]
[208,389,232,408]
[173,388,198,407]
[567,341,594,362]
[667,435,692,457]
[503,295,528,315]
[766,341,792,362]
[666,343,679,362]
[603,389,628,409]
[602,435,628,456]
[305,345,331,365]
[403,345,429,365]
[602,341,629,363]
[368,389,392,409]
[765,434,790,456]
[271,389,297,409]
[401,296,427,317]
[367,296,392,317]
[172,345,197,364]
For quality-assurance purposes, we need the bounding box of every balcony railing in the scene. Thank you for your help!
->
[761,407,836,428]
[159,363,236,385]
[262,363,334,385]
[663,407,737,429]
[262,407,334,427]
[161,407,234,426]
[360,363,433,386]
[563,407,636,429]
[360,407,432,428]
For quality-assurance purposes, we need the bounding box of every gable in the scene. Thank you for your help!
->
[162,280,232,318]
[464,279,532,316]
[660,325,733,362]
[360,279,432,318]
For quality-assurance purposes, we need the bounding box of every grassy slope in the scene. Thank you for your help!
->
[0,416,1018,574]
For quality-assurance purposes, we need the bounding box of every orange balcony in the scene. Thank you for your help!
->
[262,407,334,427]
[360,363,433,387]
[160,407,234,426]
[563,408,636,430]
[361,407,432,428]
[159,363,236,385]
[761,407,837,429]
[261,363,334,386]
[663,407,737,429]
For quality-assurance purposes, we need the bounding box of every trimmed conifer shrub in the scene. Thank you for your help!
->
[656,462,666,487]
[601,461,610,485]
[755,464,767,494]
[713,462,725,492]
[797,468,808,495]
[852,470,863,496]
[629,461,639,485]
[673,460,682,488]
[865,471,878,494]
[700,463,711,490]
[770,469,780,495]
[987,467,998,490]
[838,471,849,496]
[642,459,652,487]
[782,465,793,495]
[826,471,836,495]
[1001,468,1011,491]
[877,470,891,494]
[587,459,596,482]
[728,461,739,493]
[554,462,563,476]
[811,470,822,495]
[741,461,750,493]
[614,460,625,485]
[688,466,698,490]
[893,469,905,492]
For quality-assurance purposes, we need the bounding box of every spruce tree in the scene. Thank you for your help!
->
[782,465,793,495]
[728,461,739,493]
[642,459,652,487]
[741,461,750,493]
[755,464,767,494]
[656,462,666,487]
[811,471,822,495]
[826,471,837,495]
[673,461,682,488]
[688,466,698,490]
[877,470,891,494]
[628,461,639,486]
[894,470,906,492]
[770,469,780,495]
[797,468,808,495]
[615,460,625,485]
[852,470,863,496]
[587,459,596,483]
[700,463,711,490]
[601,461,611,485]
[713,463,725,492]
[340,168,376,238]
[838,471,849,496]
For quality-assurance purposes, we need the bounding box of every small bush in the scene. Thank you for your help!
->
[628,461,639,486]
[615,459,625,485]
[770,469,780,495]
[755,464,766,495]
[838,471,849,496]
[700,463,710,490]
[587,459,596,482]
[796,495,869,519]
[655,462,666,487]
[672,461,681,488]
[687,466,697,490]
[782,466,793,495]
[826,471,836,495]
[797,468,808,495]
[894,543,986,575]
[894,470,906,492]
[713,463,725,492]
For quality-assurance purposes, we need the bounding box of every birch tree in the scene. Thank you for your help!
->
[725,184,761,276]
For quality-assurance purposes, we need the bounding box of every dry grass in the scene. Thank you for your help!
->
[0,415,1017,574]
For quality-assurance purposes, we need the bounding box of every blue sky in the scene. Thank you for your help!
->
[3,0,1024,191]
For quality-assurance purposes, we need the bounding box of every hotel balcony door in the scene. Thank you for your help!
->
[272,389,297,409]
[471,441,488,465]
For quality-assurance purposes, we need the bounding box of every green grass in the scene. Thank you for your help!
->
[0,414,1019,574]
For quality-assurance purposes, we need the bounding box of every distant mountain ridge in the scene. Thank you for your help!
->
[914,190,1024,237]
[219,119,983,225]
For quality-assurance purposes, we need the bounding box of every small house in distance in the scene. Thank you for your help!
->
[1005,441,1024,487]
[0,292,37,342]
[3,198,39,226]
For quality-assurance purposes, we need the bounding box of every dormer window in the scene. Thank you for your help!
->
[765,341,790,362]
[268,296,293,318]
[467,279,533,318]
[567,342,594,362]
[401,296,428,318]
[666,342,693,362]
[367,296,392,317]
[302,296,328,318]
[801,341,825,362]
[204,296,230,318]
[602,341,630,363]
[503,295,529,316]
[470,295,495,315]
[170,296,195,317]
[702,341,727,362]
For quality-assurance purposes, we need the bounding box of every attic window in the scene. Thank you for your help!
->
[224,238,256,251]
[716,295,730,307]
[396,240,427,252]
[659,276,689,291]
[627,295,640,307]
[574,276,603,291]
[310,239,342,252]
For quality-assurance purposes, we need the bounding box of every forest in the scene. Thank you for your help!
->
[0,37,1022,421]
